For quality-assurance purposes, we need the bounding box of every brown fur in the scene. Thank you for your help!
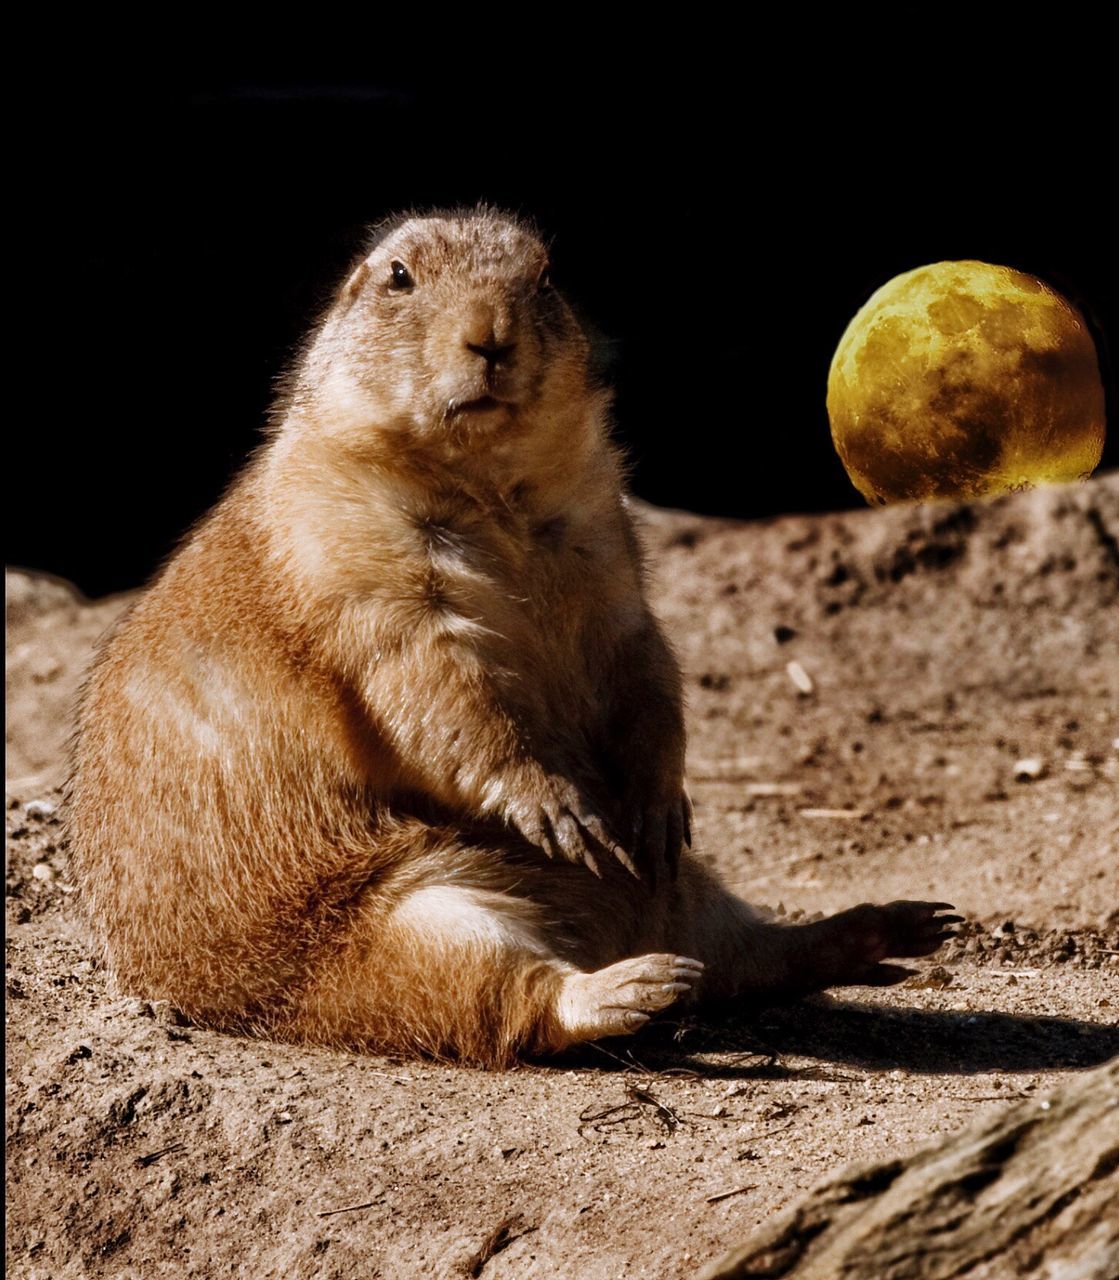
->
[68,209,959,1067]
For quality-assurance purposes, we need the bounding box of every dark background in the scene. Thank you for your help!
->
[14,73,1116,597]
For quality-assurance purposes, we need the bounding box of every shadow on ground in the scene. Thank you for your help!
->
[554,999,1119,1078]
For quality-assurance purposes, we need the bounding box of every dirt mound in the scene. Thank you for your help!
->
[7,476,1118,1279]
[5,573,132,792]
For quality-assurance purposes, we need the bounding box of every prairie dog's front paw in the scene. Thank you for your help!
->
[503,776,635,878]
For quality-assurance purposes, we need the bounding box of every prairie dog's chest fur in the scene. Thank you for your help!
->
[413,478,639,634]
[266,434,645,699]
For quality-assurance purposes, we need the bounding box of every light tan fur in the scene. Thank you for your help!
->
[68,209,958,1067]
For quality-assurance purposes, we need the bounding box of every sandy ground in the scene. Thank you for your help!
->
[6,478,1119,1279]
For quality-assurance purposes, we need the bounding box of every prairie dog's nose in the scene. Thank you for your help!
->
[462,300,516,365]
[467,337,517,366]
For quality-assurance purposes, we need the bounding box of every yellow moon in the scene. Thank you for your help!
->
[827,261,1106,505]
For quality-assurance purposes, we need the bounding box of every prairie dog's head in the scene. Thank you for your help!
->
[305,209,596,446]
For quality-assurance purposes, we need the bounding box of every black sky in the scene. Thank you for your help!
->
[14,71,1116,596]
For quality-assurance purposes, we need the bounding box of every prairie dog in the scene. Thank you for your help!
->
[68,209,959,1065]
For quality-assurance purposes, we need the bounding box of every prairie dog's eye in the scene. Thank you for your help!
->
[389,261,413,290]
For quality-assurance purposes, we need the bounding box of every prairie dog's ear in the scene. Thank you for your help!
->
[340,260,371,306]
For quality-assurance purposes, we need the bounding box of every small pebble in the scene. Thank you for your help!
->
[31,863,54,882]
[785,661,815,695]
[1012,758,1046,781]
[906,965,954,990]
[24,799,57,819]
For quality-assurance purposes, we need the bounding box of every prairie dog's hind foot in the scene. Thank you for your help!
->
[552,954,704,1049]
[805,900,963,990]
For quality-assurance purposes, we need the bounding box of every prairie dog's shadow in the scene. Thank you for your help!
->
[553,997,1119,1077]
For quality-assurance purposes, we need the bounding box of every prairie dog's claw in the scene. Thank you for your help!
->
[612,844,641,879]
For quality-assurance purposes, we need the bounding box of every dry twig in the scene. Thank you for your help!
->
[706,1184,756,1205]
[316,1200,378,1219]
[578,1080,690,1136]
